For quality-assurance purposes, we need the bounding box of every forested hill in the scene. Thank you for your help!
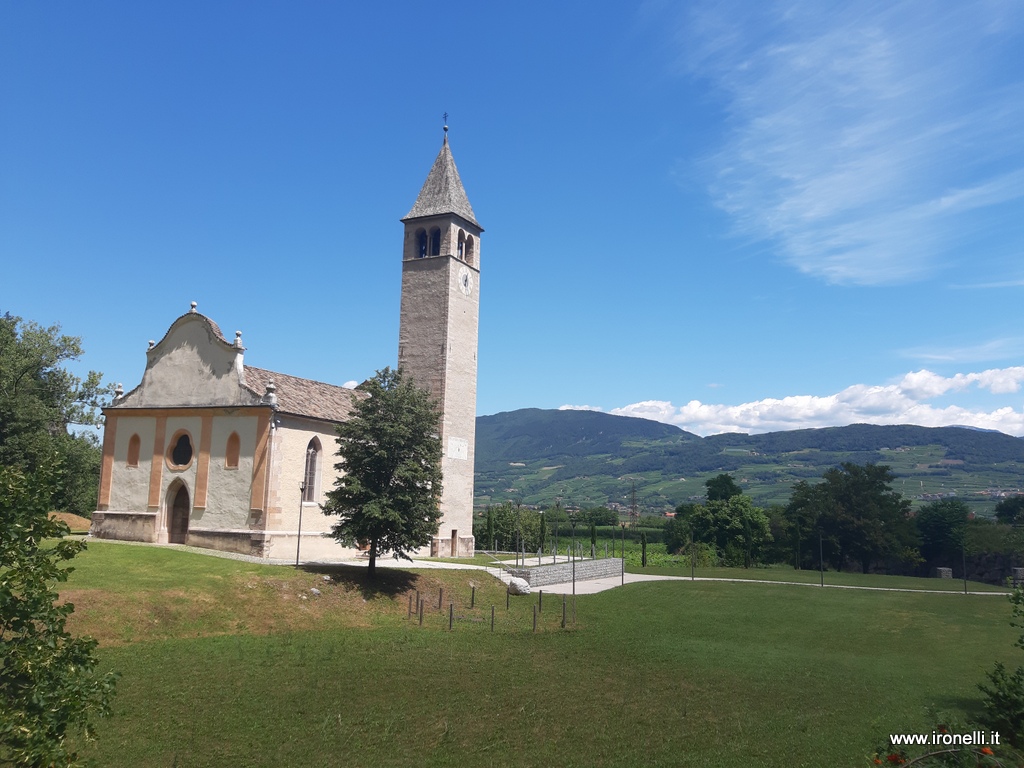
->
[474,409,1024,515]
[475,408,694,461]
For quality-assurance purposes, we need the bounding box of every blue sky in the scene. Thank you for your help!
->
[3,1,1024,437]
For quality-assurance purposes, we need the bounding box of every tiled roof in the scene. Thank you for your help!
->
[402,135,480,228]
[244,366,364,423]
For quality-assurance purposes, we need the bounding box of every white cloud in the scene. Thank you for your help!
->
[558,404,603,412]
[598,365,1024,436]
[342,380,359,389]
[679,0,1024,285]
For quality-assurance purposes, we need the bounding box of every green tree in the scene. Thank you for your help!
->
[705,473,743,501]
[584,506,618,526]
[485,502,542,553]
[485,506,495,550]
[784,480,831,569]
[664,502,697,555]
[0,458,117,766]
[761,504,792,565]
[978,586,1024,748]
[915,498,969,569]
[0,314,111,514]
[689,495,771,567]
[996,495,1024,525]
[322,368,442,578]
[786,463,916,573]
[544,503,568,524]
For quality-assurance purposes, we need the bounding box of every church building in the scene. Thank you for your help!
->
[91,132,481,560]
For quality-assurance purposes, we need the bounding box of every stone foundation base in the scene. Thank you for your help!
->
[90,511,157,542]
[90,513,360,561]
[430,534,475,558]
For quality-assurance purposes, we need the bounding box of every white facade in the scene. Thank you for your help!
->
[92,306,362,561]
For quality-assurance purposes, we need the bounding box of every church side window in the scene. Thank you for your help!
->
[302,438,320,502]
[429,227,441,256]
[416,229,427,258]
[466,235,475,267]
[126,434,141,468]
[225,432,240,469]
[457,230,466,260]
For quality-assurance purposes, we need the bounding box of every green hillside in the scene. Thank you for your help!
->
[474,410,1024,515]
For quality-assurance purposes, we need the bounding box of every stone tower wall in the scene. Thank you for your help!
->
[398,227,480,556]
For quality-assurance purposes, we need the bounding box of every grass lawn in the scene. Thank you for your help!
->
[63,541,1020,767]
[630,563,1011,592]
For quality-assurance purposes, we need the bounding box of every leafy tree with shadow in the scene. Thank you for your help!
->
[0,457,118,766]
[322,368,442,578]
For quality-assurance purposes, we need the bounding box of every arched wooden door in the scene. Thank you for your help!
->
[168,484,190,544]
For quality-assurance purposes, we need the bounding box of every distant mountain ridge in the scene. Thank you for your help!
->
[476,408,692,461]
[474,409,1024,514]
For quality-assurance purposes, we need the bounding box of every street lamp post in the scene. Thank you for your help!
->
[818,529,824,588]
[554,500,561,560]
[538,509,544,565]
[569,515,578,599]
[295,481,306,568]
[515,504,522,568]
[690,529,695,581]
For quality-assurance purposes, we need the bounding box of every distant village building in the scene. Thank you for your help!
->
[91,132,481,559]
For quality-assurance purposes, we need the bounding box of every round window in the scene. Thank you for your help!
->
[168,432,194,469]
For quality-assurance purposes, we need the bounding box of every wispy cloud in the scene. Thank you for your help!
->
[562,365,1024,436]
[901,337,1024,365]
[678,0,1024,285]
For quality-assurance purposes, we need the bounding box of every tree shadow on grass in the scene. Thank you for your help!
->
[299,563,418,600]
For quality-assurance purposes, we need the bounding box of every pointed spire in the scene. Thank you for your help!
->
[402,132,479,228]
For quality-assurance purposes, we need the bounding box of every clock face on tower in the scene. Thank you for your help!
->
[457,265,473,296]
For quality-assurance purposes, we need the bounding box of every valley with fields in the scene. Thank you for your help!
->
[475,409,1024,516]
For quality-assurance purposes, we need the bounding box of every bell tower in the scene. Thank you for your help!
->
[398,127,482,557]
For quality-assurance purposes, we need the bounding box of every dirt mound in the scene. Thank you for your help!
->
[49,511,92,533]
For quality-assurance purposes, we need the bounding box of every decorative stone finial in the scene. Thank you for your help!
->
[190,301,198,313]
[148,340,155,350]
[114,383,124,399]
[262,381,278,406]
[235,331,243,348]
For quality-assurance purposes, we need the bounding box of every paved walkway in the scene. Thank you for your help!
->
[85,537,1009,596]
